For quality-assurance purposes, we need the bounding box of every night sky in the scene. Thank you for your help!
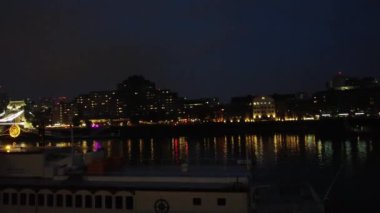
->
[1,1,379,102]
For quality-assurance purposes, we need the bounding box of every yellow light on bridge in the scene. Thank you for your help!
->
[9,124,21,138]
[5,145,11,152]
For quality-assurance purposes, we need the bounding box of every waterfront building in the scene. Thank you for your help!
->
[51,97,78,126]
[327,73,379,91]
[117,75,157,122]
[252,96,276,121]
[312,85,380,117]
[226,96,253,122]
[154,89,181,122]
[75,91,124,123]
[183,98,221,122]
[272,93,312,121]
[117,76,181,123]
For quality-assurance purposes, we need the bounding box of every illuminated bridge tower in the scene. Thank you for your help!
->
[0,100,32,129]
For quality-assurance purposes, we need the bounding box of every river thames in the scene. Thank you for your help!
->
[1,133,379,212]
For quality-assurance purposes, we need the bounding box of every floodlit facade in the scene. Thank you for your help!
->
[252,96,276,120]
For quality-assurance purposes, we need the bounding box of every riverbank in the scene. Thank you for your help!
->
[3,117,378,141]
[118,118,380,137]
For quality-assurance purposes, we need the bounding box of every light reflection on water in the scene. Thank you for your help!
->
[1,134,375,170]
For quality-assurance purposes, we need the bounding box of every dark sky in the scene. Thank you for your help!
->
[1,1,379,102]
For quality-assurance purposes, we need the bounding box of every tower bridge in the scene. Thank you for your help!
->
[0,101,29,126]
[0,100,34,138]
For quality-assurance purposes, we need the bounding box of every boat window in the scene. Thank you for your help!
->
[47,194,54,207]
[3,192,9,205]
[65,195,73,207]
[11,193,18,205]
[75,195,82,208]
[95,195,102,208]
[29,194,36,206]
[85,195,92,208]
[115,196,123,209]
[193,197,201,206]
[38,194,45,206]
[56,194,63,207]
[126,196,134,210]
[217,198,226,206]
[20,193,27,206]
[105,195,112,209]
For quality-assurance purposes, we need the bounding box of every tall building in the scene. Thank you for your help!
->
[117,75,157,122]
[75,91,124,120]
[154,89,180,121]
[51,97,78,125]
[117,76,180,123]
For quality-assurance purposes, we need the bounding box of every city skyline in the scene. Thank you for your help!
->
[1,1,380,101]
[1,73,378,104]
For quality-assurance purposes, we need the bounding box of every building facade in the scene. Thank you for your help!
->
[252,96,276,121]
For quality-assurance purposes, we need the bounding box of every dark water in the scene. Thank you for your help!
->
[2,133,380,212]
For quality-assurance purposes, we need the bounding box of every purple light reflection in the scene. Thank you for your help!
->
[92,140,102,152]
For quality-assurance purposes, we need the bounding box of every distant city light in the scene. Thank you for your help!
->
[338,113,349,117]
[302,117,315,121]
[91,123,100,128]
